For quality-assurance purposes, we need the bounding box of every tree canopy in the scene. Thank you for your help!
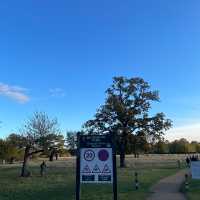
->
[19,111,62,177]
[84,76,172,167]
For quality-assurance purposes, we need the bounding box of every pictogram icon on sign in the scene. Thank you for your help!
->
[98,149,109,161]
[102,164,111,173]
[82,165,91,173]
[92,164,101,173]
[84,150,95,161]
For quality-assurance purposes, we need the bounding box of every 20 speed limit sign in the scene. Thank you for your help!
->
[84,150,95,161]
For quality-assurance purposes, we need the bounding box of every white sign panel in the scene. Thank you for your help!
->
[191,161,200,179]
[80,148,113,183]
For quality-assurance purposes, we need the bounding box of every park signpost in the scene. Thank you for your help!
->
[191,161,200,179]
[76,133,117,200]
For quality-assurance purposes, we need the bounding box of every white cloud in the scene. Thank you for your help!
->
[49,88,66,98]
[0,83,30,103]
[166,123,200,142]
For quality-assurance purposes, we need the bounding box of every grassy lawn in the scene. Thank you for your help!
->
[185,179,200,200]
[0,159,181,200]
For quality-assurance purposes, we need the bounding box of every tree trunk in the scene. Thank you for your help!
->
[133,137,138,158]
[21,146,30,177]
[21,147,44,177]
[120,138,126,168]
[55,153,58,160]
[49,149,55,162]
[9,157,14,164]
[120,148,126,168]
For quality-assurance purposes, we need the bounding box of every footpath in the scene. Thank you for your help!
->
[147,170,187,200]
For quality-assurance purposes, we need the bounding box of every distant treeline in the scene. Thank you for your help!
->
[151,138,200,154]
[120,136,200,155]
[66,132,200,156]
[0,132,199,163]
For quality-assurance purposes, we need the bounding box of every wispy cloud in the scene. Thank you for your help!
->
[0,83,30,103]
[166,122,200,142]
[49,88,66,98]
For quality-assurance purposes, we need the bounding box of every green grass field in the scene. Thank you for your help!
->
[185,179,200,200]
[0,157,183,200]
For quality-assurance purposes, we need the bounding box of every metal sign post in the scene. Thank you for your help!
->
[112,133,118,200]
[76,133,81,200]
[76,133,117,200]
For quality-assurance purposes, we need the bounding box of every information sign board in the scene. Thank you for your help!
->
[191,161,200,179]
[76,134,117,200]
[80,148,113,183]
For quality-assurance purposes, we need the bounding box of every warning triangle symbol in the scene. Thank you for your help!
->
[92,164,101,173]
[82,165,91,173]
[102,164,111,173]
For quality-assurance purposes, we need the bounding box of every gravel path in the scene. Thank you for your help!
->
[147,170,187,200]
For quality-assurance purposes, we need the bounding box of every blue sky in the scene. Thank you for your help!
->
[0,0,200,140]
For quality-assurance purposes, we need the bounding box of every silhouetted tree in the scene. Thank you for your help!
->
[84,77,172,167]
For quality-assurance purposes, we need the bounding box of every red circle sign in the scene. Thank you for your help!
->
[98,149,109,161]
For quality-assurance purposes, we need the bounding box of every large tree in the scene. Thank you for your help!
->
[84,77,172,167]
[19,111,61,177]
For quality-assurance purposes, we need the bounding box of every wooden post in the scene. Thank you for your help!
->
[112,133,118,200]
[76,132,81,200]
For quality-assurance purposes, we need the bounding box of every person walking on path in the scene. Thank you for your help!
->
[147,170,187,200]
